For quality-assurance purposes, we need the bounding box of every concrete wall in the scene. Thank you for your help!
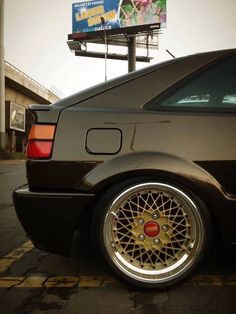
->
[5,86,38,108]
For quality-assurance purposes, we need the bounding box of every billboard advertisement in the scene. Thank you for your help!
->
[10,102,25,132]
[72,0,166,34]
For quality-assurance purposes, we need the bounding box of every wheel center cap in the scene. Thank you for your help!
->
[144,221,160,237]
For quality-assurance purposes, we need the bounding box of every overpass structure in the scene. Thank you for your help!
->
[4,61,60,153]
[5,61,59,105]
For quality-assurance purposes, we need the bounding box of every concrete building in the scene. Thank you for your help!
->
[4,61,59,152]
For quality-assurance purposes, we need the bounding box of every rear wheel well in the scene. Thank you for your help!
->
[91,169,222,254]
[93,169,206,204]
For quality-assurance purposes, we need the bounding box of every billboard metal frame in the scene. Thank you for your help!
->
[69,22,161,41]
[69,0,165,72]
[67,27,160,65]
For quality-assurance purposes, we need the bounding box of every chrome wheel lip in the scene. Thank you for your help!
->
[103,182,204,284]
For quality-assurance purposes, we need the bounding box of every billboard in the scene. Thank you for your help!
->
[72,0,166,34]
[10,102,25,132]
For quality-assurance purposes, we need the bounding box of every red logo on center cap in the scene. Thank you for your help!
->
[144,221,160,237]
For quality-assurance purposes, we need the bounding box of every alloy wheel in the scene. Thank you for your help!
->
[103,182,205,284]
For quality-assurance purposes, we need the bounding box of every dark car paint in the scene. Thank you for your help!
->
[195,160,236,195]
[13,188,95,256]
[26,160,100,192]
[14,49,236,257]
[29,49,229,123]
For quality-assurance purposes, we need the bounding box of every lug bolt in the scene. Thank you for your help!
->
[139,219,145,225]
[162,225,169,232]
[153,238,161,245]
[152,213,159,220]
[138,234,145,241]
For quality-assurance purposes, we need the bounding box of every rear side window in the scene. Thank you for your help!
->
[146,55,236,111]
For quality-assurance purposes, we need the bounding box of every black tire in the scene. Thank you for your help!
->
[92,177,212,289]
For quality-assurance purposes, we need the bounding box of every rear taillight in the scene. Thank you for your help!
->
[27,124,56,159]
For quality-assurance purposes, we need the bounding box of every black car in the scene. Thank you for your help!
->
[14,49,236,288]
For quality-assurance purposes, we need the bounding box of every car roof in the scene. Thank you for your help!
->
[53,48,236,110]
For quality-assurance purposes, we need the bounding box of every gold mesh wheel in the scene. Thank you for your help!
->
[103,182,205,285]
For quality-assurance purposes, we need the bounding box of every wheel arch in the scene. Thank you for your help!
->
[80,152,224,248]
[81,152,223,199]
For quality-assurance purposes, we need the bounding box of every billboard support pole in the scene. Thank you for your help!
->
[0,0,6,150]
[104,29,108,81]
[101,17,108,81]
[128,35,136,73]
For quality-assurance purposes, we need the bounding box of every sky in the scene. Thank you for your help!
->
[4,0,236,97]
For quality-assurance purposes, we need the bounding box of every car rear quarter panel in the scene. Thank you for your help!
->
[53,107,236,199]
[53,108,236,167]
[52,107,236,250]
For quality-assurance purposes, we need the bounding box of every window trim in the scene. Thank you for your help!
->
[143,106,236,114]
[143,51,236,114]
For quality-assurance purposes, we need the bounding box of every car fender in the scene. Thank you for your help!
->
[81,151,236,249]
[81,151,222,196]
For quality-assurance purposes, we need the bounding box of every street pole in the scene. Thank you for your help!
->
[128,35,136,73]
[101,17,108,82]
[104,27,108,82]
[0,0,6,150]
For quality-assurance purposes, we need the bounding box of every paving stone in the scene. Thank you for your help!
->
[97,286,133,307]
[195,286,236,314]
[0,288,36,314]
[45,276,79,288]
[63,288,104,314]
[165,285,204,311]
[95,305,135,314]
[17,276,47,288]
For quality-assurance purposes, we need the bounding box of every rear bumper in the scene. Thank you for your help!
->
[13,186,95,256]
